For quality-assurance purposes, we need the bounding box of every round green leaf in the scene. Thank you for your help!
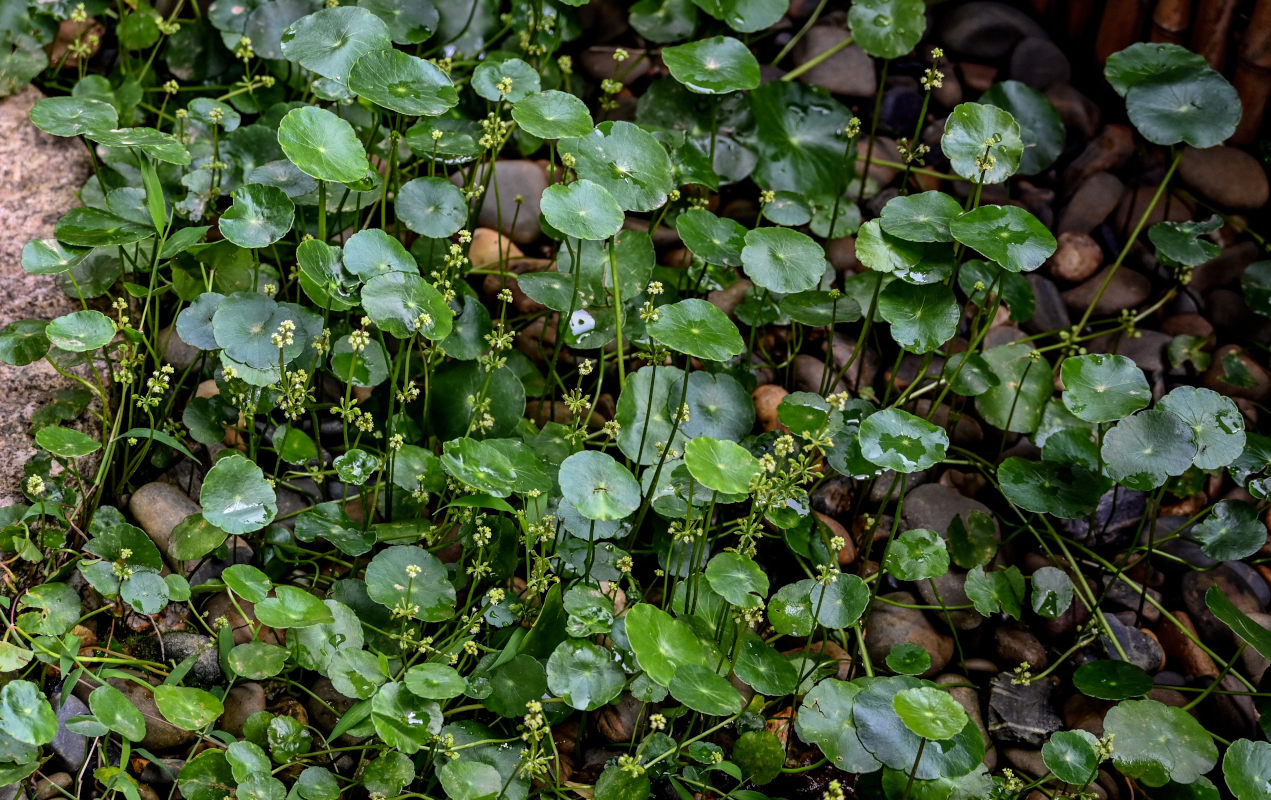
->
[0,681,57,746]
[893,687,967,741]
[848,0,926,59]
[647,298,744,362]
[676,208,746,266]
[438,760,503,800]
[886,643,932,676]
[1030,565,1074,618]
[669,664,743,716]
[540,179,624,241]
[734,634,798,696]
[360,272,453,340]
[1073,660,1154,701]
[21,238,88,276]
[811,573,870,629]
[343,228,415,279]
[940,103,1024,184]
[218,183,294,249]
[365,545,456,622]
[1126,66,1240,148]
[877,280,959,354]
[35,426,100,458]
[561,121,674,212]
[749,81,854,198]
[704,551,769,607]
[211,292,309,369]
[0,320,50,366]
[255,585,334,629]
[396,176,467,238]
[370,682,441,754]
[624,603,709,687]
[46,310,115,352]
[1192,499,1265,562]
[404,663,467,700]
[1101,409,1197,491]
[733,730,785,785]
[796,678,881,773]
[975,343,1051,434]
[859,408,948,473]
[89,684,146,741]
[1105,43,1210,96]
[86,127,190,165]
[879,191,961,243]
[997,457,1104,519]
[741,226,827,294]
[349,48,458,115]
[685,437,761,495]
[884,529,950,581]
[228,642,288,679]
[559,450,641,521]
[854,676,984,780]
[1061,353,1150,423]
[153,685,224,731]
[981,80,1065,175]
[472,57,540,103]
[512,90,593,139]
[30,96,118,137]
[950,204,1056,272]
[281,6,391,85]
[1150,216,1222,267]
[1225,739,1271,800]
[1043,730,1101,786]
[201,453,277,534]
[547,639,625,711]
[1158,386,1246,470]
[1105,699,1217,787]
[277,106,369,184]
[662,36,760,94]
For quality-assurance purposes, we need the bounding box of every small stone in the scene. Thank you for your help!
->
[75,670,197,751]
[454,161,548,244]
[158,631,223,687]
[935,673,993,766]
[1100,616,1164,672]
[958,62,999,93]
[793,27,876,96]
[996,627,1049,670]
[1190,241,1258,294]
[1064,125,1135,188]
[1204,345,1271,402]
[901,482,999,541]
[988,673,1063,746]
[307,678,359,736]
[794,354,845,395]
[1024,274,1071,334]
[880,82,924,134]
[707,278,751,318]
[51,693,89,771]
[596,693,645,742]
[864,591,954,677]
[1112,185,1192,231]
[941,2,1047,59]
[1183,563,1267,643]
[1045,83,1100,140]
[1009,37,1070,90]
[1058,173,1125,234]
[1046,231,1102,283]
[752,384,788,432]
[824,334,879,392]
[1161,312,1214,339]
[1061,266,1150,316]
[1157,610,1220,679]
[1056,488,1147,548]
[468,227,522,268]
[157,325,199,371]
[128,482,201,567]
[1179,145,1270,210]
[1003,747,1048,778]
[916,570,982,630]
[221,682,266,737]
[34,773,72,800]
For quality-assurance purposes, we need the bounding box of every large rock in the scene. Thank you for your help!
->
[1009,37,1070,90]
[901,483,999,540]
[0,87,94,505]
[1179,145,1270,210]
[988,672,1063,745]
